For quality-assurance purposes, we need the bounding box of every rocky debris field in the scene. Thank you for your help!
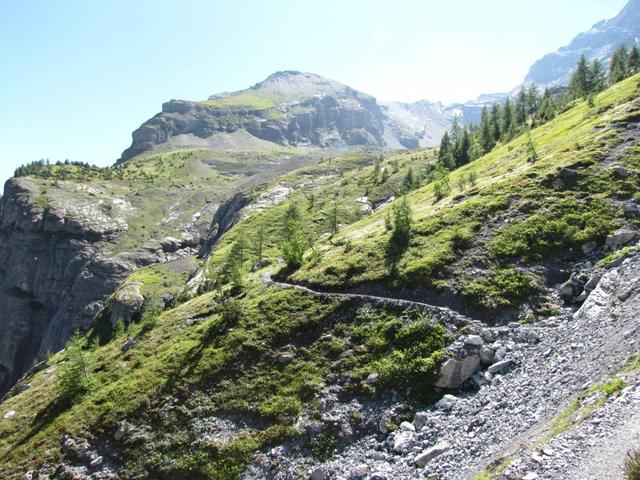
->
[243,241,640,480]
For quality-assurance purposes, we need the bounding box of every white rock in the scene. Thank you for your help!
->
[365,372,379,384]
[464,335,483,346]
[355,464,370,476]
[523,473,539,480]
[414,440,451,467]
[436,394,458,411]
[278,353,294,364]
[392,431,416,453]
[400,421,416,432]
[3,410,16,419]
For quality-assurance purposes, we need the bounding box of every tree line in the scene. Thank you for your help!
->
[438,43,640,177]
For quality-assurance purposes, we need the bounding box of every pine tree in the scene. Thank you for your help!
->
[255,224,265,263]
[390,197,412,248]
[628,44,640,75]
[589,59,606,93]
[515,87,527,125]
[479,106,493,154]
[403,166,415,192]
[438,131,455,170]
[280,204,310,269]
[569,54,591,98]
[455,128,471,168]
[609,45,629,84]
[330,199,339,235]
[490,103,502,143]
[526,84,540,116]
[537,89,557,123]
[58,330,91,404]
[502,98,514,140]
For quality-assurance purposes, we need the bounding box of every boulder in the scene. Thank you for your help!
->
[435,355,481,389]
[605,228,637,249]
[479,346,496,365]
[488,359,514,374]
[414,440,451,467]
[436,394,458,411]
[413,411,428,430]
[581,241,598,254]
[464,335,483,347]
[309,467,326,480]
[392,431,416,453]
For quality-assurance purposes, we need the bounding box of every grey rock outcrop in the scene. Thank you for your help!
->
[119,71,387,162]
[0,178,139,396]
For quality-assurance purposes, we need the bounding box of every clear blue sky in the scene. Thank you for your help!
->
[0,0,627,185]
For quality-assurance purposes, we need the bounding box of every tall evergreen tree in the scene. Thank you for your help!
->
[589,59,606,93]
[455,128,471,168]
[515,87,527,125]
[609,45,629,84]
[438,131,455,170]
[526,84,540,116]
[479,106,493,154]
[502,98,514,140]
[537,89,557,123]
[490,104,502,143]
[628,44,640,75]
[569,54,590,98]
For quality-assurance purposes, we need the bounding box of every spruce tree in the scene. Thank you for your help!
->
[526,84,540,117]
[455,128,471,168]
[589,59,606,93]
[628,44,640,75]
[569,54,590,98]
[515,87,527,125]
[502,98,514,140]
[479,106,493,154]
[609,45,629,84]
[490,103,502,143]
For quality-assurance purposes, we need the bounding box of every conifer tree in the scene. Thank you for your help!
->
[479,106,493,154]
[569,54,591,98]
[502,98,514,140]
[589,59,606,93]
[628,44,640,75]
[609,45,629,84]
[526,84,540,117]
[515,87,527,125]
[455,128,471,168]
[490,104,502,143]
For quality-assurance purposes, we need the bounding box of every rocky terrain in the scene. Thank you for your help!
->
[1,3,640,476]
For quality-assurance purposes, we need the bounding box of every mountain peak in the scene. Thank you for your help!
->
[524,0,640,86]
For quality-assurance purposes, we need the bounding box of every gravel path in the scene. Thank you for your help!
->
[249,248,640,480]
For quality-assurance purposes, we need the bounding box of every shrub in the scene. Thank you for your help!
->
[461,268,540,312]
[139,295,164,333]
[58,330,91,404]
[625,448,640,480]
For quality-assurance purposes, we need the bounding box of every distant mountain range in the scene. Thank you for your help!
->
[120,0,640,160]
[525,0,640,86]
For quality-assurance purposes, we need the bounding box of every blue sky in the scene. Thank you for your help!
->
[0,0,628,185]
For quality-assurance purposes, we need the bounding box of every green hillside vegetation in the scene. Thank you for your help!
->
[198,93,276,110]
[0,74,639,479]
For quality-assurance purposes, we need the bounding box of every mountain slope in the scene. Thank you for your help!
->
[119,71,388,162]
[0,147,322,397]
[525,0,640,86]
[1,73,638,480]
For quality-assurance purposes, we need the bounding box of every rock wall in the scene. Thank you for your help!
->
[0,178,137,396]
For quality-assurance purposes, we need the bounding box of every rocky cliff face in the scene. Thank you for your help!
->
[0,178,136,395]
[525,0,640,86]
[119,71,387,162]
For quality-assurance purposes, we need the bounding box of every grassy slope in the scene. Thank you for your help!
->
[1,76,639,478]
[22,147,300,253]
[285,75,640,315]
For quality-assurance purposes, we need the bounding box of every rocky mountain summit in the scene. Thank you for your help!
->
[119,71,387,162]
[525,0,640,86]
